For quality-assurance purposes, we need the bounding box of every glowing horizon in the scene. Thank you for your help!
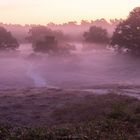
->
[0,0,140,25]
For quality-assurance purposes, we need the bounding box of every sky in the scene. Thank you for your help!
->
[0,0,140,25]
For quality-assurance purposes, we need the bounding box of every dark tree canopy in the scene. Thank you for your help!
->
[28,26,75,54]
[34,36,58,53]
[111,7,140,55]
[83,26,109,44]
[34,35,75,55]
[0,27,19,51]
[27,26,65,44]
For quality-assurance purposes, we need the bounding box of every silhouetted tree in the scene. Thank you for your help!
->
[33,35,75,55]
[28,26,75,55]
[111,7,140,55]
[0,27,19,51]
[27,26,65,44]
[34,36,58,53]
[83,26,109,44]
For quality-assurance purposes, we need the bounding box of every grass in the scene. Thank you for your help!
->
[0,93,139,139]
[0,118,139,139]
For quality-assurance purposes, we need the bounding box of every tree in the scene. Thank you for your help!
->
[83,26,109,44]
[111,7,140,55]
[27,26,75,55]
[0,27,19,51]
[27,26,66,44]
[34,35,75,55]
[34,36,58,53]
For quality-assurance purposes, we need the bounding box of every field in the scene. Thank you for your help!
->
[0,87,139,139]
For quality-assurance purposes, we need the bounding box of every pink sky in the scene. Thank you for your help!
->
[0,0,140,25]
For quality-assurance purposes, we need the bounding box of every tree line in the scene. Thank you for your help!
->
[0,7,140,56]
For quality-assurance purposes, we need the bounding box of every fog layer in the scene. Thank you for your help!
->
[0,43,140,89]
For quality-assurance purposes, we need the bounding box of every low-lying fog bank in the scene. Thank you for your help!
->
[0,43,140,89]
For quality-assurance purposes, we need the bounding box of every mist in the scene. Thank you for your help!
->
[0,42,140,90]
